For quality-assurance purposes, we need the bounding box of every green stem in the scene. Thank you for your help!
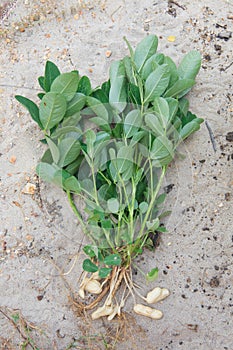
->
[138,166,166,237]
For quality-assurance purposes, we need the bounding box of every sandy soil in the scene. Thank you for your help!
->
[0,0,233,349]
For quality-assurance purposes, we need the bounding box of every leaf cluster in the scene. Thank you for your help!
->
[15,35,203,271]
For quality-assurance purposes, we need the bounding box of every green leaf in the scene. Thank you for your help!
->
[83,245,97,258]
[65,93,86,117]
[139,201,148,214]
[178,98,189,116]
[64,176,81,193]
[128,83,141,106]
[156,192,166,205]
[103,254,121,266]
[167,97,179,123]
[163,79,195,99]
[150,136,174,163]
[99,267,112,278]
[82,259,98,273]
[141,54,159,81]
[124,109,142,138]
[91,117,111,133]
[178,50,201,80]
[41,149,53,164]
[107,198,119,213]
[130,130,147,147]
[77,76,92,95]
[85,129,96,158]
[180,120,202,140]
[123,36,134,59]
[146,218,160,231]
[51,126,82,139]
[51,72,79,101]
[38,93,45,100]
[153,97,170,128]
[123,56,136,84]
[38,76,45,90]
[58,137,81,167]
[146,267,158,282]
[109,60,127,113]
[53,168,71,188]
[134,34,158,72]
[91,89,109,103]
[145,113,165,137]
[86,96,108,121]
[101,80,110,98]
[44,61,61,92]
[36,162,56,183]
[39,92,67,130]
[46,137,60,163]
[15,95,42,128]
[144,65,170,103]
[65,155,83,175]
[156,226,168,232]
[164,56,179,87]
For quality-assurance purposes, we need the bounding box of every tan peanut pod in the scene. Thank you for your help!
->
[91,305,114,320]
[146,287,162,304]
[84,279,102,294]
[133,304,163,320]
[107,305,119,321]
[146,287,170,304]
[78,287,85,299]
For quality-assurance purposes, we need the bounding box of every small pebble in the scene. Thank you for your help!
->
[217,31,232,40]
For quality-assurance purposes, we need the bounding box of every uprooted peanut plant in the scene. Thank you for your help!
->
[16,35,203,320]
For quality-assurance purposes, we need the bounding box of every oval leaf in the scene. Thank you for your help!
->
[144,65,170,103]
[77,76,92,95]
[163,79,195,99]
[104,254,121,266]
[141,54,159,81]
[39,92,67,130]
[82,259,98,273]
[99,267,112,278]
[44,61,61,92]
[36,162,56,183]
[86,96,108,121]
[58,137,81,167]
[109,60,127,113]
[107,198,119,213]
[134,34,158,72]
[46,137,60,163]
[177,50,201,80]
[51,72,79,101]
[15,95,42,128]
[64,176,81,193]
[124,110,142,138]
[65,93,86,117]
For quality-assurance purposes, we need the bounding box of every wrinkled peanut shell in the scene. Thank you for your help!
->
[85,279,102,294]
[91,305,113,320]
[146,287,170,304]
[133,304,163,320]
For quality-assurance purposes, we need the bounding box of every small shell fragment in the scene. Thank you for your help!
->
[146,287,170,304]
[85,280,102,294]
[22,183,36,195]
[133,304,163,320]
[105,50,112,58]
[91,305,113,320]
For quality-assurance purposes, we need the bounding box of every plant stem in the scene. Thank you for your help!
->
[138,166,166,237]
[66,190,93,242]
